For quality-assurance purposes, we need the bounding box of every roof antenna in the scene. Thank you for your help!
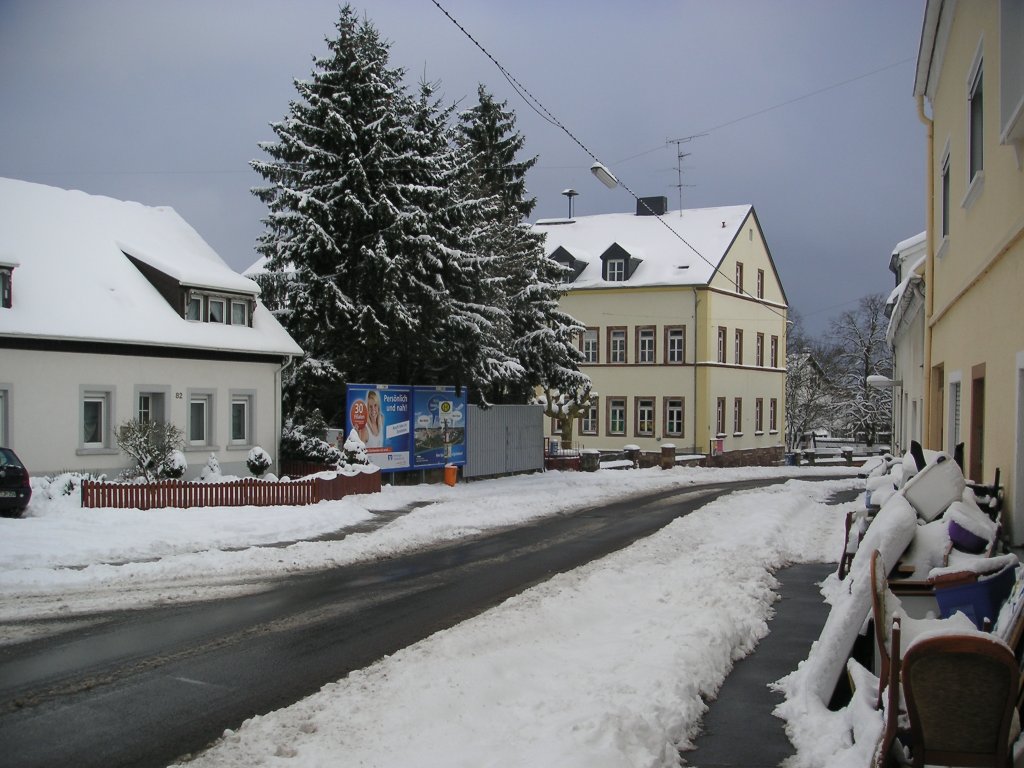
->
[561,188,578,219]
[667,133,706,214]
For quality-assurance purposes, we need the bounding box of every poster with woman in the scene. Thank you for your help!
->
[346,384,411,471]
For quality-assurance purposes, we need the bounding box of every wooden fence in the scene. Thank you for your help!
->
[80,472,381,510]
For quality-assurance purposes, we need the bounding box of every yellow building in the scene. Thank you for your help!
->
[915,1,1024,541]
[534,197,788,460]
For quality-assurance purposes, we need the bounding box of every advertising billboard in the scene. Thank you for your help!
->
[345,384,411,472]
[412,386,467,469]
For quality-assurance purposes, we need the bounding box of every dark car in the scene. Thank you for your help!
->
[0,447,32,517]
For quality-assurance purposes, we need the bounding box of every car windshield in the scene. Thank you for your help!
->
[0,448,20,468]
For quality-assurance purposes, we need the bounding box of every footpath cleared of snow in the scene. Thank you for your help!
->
[0,466,862,766]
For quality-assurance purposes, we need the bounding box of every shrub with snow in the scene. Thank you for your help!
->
[280,413,342,467]
[340,430,371,469]
[160,450,187,479]
[246,447,273,477]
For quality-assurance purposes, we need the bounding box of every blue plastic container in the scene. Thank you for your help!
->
[934,565,1017,629]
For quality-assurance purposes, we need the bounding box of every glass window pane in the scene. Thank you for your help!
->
[231,400,247,442]
[190,399,206,443]
[231,301,247,325]
[84,398,103,444]
[208,299,225,324]
[187,297,202,321]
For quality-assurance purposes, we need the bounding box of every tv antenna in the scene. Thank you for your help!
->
[667,133,706,213]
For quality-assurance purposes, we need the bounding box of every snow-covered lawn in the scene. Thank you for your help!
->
[0,465,864,767]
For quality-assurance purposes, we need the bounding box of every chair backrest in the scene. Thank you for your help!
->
[870,549,894,706]
[902,633,1018,768]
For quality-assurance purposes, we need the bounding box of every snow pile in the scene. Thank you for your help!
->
[170,477,853,768]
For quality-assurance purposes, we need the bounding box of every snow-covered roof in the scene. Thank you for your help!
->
[532,204,753,288]
[0,177,301,357]
[891,231,926,257]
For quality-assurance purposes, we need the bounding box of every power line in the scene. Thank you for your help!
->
[430,0,789,323]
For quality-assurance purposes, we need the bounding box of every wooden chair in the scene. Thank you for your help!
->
[901,632,1019,768]
[871,549,900,708]
[874,616,904,768]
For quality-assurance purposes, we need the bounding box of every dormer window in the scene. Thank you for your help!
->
[231,300,248,326]
[184,291,254,326]
[600,243,642,282]
[186,296,202,321]
[208,298,226,324]
[549,246,587,282]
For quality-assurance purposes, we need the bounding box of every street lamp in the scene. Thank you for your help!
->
[590,162,618,189]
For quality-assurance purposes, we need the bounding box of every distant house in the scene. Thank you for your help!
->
[914,1,1024,541]
[0,178,302,479]
[533,196,788,460]
[884,232,926,458]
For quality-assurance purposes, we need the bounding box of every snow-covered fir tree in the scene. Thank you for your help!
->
[456,85,589,405]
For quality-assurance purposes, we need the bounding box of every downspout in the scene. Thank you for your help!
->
[692,287,700,454]
[275,354,294,473]
[917,94,935,449]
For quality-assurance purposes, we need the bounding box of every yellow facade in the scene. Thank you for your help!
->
[552,209,788,455]
[916,0,1024,541]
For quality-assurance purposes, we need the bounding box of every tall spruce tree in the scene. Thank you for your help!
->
[456,85,588,406]
[252,7,516,417]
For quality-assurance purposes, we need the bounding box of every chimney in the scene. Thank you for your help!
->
[636,196,668,216]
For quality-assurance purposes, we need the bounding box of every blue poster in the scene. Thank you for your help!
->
[412,386,468,469]
[346,384,411,472]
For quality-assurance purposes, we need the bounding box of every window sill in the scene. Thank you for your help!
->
[76,447,119,456]
[185,444,221,453]
[961,171,984,210]
[733,432,743,438]
[715,433,727,439]
[936,235,949,260]
[769,430,779,435]
[226,443,255,451]
[755,430,764,436]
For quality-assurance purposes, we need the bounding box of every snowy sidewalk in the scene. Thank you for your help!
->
[682,561,835,767]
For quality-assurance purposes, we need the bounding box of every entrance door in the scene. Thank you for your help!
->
[970,374,986,482]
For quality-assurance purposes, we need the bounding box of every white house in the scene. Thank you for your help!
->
[884,232,927,458]
[0,178,302,479]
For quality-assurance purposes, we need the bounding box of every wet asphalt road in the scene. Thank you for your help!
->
[0,476,835,767]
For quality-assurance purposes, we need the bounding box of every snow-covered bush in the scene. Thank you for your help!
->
[280,410,342,466]
[160,450,187,479]
[115,419,185,482]
[247,446,273,477]
[199,453,222,481]
[340,430,371,469]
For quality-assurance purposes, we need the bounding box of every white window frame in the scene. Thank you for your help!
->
[230,300,248,326]
[636,398,655,437]
[606,258,626,282]
[756,333,765,367]
[755,397,764,434]
[756,269,764,299]
[0,385,9,447]
[229,390,256,447]
[186,295,202,321]
[940,146,951,243]
[187,390,216,450]
[733,397,743,436]
[609,329,626,364]
[667,327,685,364]
[208,297,226,324]
[734,328,743,366]
[665,398,684,438]
[582,329,599,364]
[0,269,11,309]
[735,262,744,293]
[770,336,779,368]
[769,398,778,433]
[608,398,626,436]
[580,402,598,436]
[637,327,655,364]
[135,386,170,425]
[716,397,726,438]
[964,41,985,209]
[79,386,116,453]
[948,372,963,455]
[717,327,727,364]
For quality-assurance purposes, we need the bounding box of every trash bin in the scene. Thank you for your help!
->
[444,464,458,486]
[784,452,797,466]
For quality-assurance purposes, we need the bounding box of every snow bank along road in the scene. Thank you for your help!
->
[0,475,832,768]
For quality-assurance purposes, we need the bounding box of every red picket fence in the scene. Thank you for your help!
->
[80,472,381,510]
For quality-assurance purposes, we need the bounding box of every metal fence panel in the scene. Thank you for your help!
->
[465,405,544,478]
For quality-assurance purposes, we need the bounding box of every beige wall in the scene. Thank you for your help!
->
[924,1,1024,541]
[556,220,787,456]
[1,348,285,479]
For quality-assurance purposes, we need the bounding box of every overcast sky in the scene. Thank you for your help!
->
[0,0,926,335]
